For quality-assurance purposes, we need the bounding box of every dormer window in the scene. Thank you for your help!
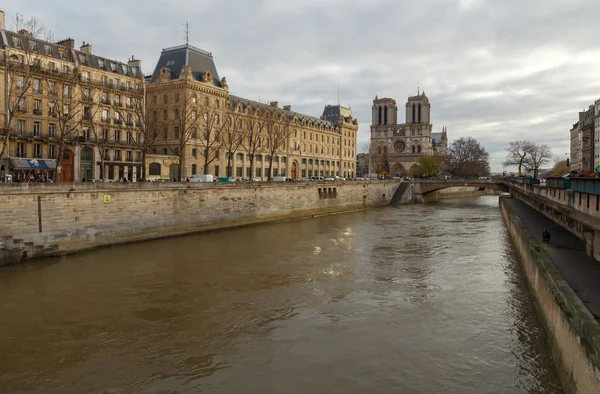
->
[98,58,106,69]
[13,36,21,48]
[58,47,65,59]
[44,44,53,57]
[29,41,38,52]
[78,53,87,64]
[122,64,128,75]
[131,67,137,77]
[110,61,117,72]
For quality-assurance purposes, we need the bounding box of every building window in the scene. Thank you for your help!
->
[236,153,244,161]
[163,110,168,120]
[17,143,25,157]
[33,122,41,137]
[163,148,168,155]
[115,130,121,142]
[191,164,197,175]
[174,108,180,120]
[49,145,56,159]
[255,167,261,177]
[114,150,122,161]
[174,126,180,139]
[33,144,42,158]
[17,120,25,135]
[33,79,41,94]
[214,166,220,176]
[49,124,56,138]
[216,99,220,109]
[192,148,197,158]
[236,167,243,177]
[163,95,168,104]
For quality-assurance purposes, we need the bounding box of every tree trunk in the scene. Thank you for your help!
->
[203,147,210,175]
[268,160,273,181]
[55,138,66,182]
[249,156,255,181]
[99,154,105,181]
[141,151,147,180]
[179,152,185,181]
[227,154,232,177]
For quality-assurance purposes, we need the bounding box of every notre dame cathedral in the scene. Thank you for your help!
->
[370,91,448,176]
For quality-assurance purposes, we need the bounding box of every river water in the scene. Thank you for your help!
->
[0,196,563,393]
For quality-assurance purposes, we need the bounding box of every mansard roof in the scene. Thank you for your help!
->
[0,30,141,78]
[230,95,341,130]
[151,44,221,86]
[321,104,354,126]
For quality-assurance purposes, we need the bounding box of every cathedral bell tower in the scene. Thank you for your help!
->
[405,90,431,125]
[371,96,398,126]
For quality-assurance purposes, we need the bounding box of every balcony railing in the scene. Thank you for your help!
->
[101,118,111,124]
[33,108,42,115]
[114,119,122,125]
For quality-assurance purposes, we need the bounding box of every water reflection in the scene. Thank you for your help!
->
[0,197,563,394]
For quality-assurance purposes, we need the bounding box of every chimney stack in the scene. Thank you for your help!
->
[56,38,74,48]
[283,105,292,111]
[80,41,92,54]
[128,56,142,76]
[269,101,279,108]
[0,11,5,31]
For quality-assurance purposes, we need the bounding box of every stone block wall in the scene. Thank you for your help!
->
[0,181,400,264]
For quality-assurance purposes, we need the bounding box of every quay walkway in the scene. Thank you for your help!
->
[504,197,600,321]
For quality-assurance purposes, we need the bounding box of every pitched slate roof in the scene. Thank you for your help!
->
[0,30,141,78]
[150,44,221,86]
[321,104,353,126]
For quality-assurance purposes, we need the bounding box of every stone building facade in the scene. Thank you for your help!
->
[369,92,447,176]
[145,43,358,181]
[0,11,145,182]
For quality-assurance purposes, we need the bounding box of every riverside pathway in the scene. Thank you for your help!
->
[504,197,600,321]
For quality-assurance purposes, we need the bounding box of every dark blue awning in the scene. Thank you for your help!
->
[9,158,57,170]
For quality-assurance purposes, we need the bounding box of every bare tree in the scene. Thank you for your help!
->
[448,137,490,177]
[81,89,105,179]
[113,85,164,180]
[162,95,200,180]
[242,108,267,180]
[222,103,247,177]
[45,69,84,182]
[264,108,294,180]
[503,140,534,175]
[0,50,35,171]
[525,143,552,178]
[197,99,227,175]
[13,14,55,42]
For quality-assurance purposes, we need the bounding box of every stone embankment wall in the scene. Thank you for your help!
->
[500,197,600,393]
[424,186,490,202]
[0,181,400,265]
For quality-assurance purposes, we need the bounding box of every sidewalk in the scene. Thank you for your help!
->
[504,197,600,321]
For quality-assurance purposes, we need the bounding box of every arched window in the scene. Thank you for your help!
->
[418,104,422,123]
[149,162,161,175]
[236,153,244,160]
[81,147,93,161]
[378,107,382,125]
[412,104,416,124]
[384,106,388,125]
[412,145,416,153]
[417,145,422,153]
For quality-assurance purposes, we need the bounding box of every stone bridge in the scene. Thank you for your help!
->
[391,179,509,204]
[415,180,509,195]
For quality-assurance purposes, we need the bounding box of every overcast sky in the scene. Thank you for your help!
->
[6,0,600,171]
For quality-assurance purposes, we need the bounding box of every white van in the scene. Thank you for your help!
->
[190,174,214,182]
[271,176,287,182]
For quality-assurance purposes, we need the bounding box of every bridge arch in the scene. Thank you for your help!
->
[390,162,406,176]
[416,180,509,195]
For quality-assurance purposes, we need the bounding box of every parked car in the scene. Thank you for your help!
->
[87,179,102,183]
[217,177,235,182]
[190,174,214,182]
[335,176,346,181]
[324,177,335,181]
[271,176,287,182]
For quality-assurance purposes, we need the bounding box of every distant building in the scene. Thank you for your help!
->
[369,91,448,176]
[570,121,581,171]
[356,153,369,177]
[580,105,595,171]
[595,99,600,168]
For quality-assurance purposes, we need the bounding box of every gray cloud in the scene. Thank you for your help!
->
[6,0,600,171]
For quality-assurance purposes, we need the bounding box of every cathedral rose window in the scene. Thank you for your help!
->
[394,141,405,152]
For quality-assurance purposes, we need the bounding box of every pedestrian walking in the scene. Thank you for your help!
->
[542,229,551,244]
